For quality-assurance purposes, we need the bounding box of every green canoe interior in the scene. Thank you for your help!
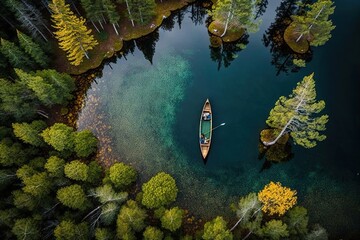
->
[200,120,211,139]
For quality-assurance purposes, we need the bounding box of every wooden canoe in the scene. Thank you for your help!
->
[199,99,212,159]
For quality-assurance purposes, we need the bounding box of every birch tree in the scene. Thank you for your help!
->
[263,73,329,148]
[50,0,98,66]
[209,0,259,37]
[230,192,262,231]
[290,0,335,46]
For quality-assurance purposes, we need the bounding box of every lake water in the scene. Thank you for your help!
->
[77,0,360,238]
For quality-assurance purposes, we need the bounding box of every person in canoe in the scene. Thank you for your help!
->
[203,112,211,120]
[200,133,209,144]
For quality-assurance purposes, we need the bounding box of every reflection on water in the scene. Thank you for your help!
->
[77,2,360,238]
[263,0,313,75]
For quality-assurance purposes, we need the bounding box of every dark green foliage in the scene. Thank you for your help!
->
[87,160,103,183]
[64,160,89,181]
[17,30,49,68]
[12,120,47,147]
[142,172,178,209]
[0,208,20,228]
[161,207,184,232]
[0,138,28,167]
[102,0,120,24]
[143,226,164,240]
[74,130,98,157]
[12,189,38,211]
[116,200,147,238]
[0,78,38,121]
[15,68,74,107]
[54,220,89,240]
[41,123,74,152]
[35,69,75,105]
[109,162,137,189]
[0,169,16,191]
[0,38,33,70]
[22,172,52,197]
[44,156,65,178]
[284,206,309,236]
[132,0,156,25]
[95,227,115,240]
[12,217,40,240]
[57,184,88,210]
[202,216,233,240]
[260,220,289,240]
[16,164,37,181]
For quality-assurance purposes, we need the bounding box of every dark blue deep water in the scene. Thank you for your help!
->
[78,0,360,238]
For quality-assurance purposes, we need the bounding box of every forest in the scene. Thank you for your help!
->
[0,0,338,239]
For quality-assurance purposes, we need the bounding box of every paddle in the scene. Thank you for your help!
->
[202,122,226,135]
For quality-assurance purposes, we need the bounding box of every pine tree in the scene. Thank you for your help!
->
[5,0,50,41]
[80,0,103,32]
[203,216,233,240]
[262,73,329,148]
[101,0,120,34]
[0,38,33,70]
[132,0,155,25]
[16,30,49,68]
[49,0,98,66]
[12,120,47,147]
[12,217,40,240]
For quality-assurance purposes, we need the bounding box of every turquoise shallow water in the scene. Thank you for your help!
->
[78,0,360,238]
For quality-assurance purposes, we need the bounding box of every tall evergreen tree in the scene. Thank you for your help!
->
[262,73,329,148]
[12,120,47,147]
[49,0,98,66]
[16,30,49,68]
[0,78,38,121]
[5,0,50,41]
[101,0,120,35]
[80,0,104,32]
[15,68,75,106]
[132,0,155,25]
[0,38,33,70]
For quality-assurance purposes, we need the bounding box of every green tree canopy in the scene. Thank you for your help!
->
[54,220,89,240]
[260,220,289,240]
[12,217,40,240]
[57,184,88,210]
[64,160,89,181]
[0,38,33,70]
[74,130,98,157]
[284,206,309,236]
[41,123,74,152]
[143,226,164,240]
[0,78,38,121]
[109,162,137,189]
[160,207,184,232]
[12,189,38,211]
[12,120,47,147]
[0,138,28,167]
[16,30,49,68]
[44,156,65,178]
[141,172,178,209]
[22,172,52,198]
[203,216,233,240]
[263,73,329,148]
[116,200,147,238]
[290,0,335,47]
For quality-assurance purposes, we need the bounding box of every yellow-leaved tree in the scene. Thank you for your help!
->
[49,0,98,66]
[258,181,297,216]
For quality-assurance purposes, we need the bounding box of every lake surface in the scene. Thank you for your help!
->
[78,0,360,238]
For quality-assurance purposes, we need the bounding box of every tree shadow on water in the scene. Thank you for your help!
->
[258,141,294,172]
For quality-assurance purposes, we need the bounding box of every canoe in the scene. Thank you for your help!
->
[199,99,212,159]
